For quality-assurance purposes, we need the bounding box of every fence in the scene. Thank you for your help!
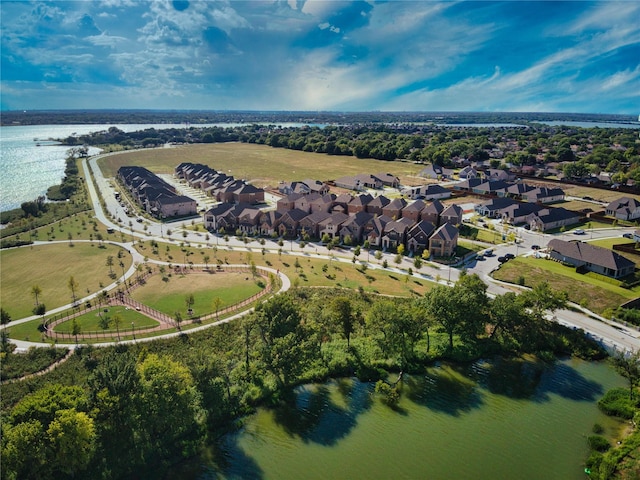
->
[44,265,276,342]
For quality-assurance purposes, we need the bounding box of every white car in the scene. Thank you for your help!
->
[574,229,585,235]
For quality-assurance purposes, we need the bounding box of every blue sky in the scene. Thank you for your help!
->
[1,1,639,114]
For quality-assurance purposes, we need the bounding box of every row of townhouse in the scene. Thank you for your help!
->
[118,166,197,218]
[204,194,463,257]
[454,178,565,203]
[175,162,265,204]
[475,197,580,232]
[334,172,401,191]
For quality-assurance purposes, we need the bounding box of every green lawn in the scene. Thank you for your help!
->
[53,305,158,333]
[1,243,133,320]
[131,272,264,317]
[492,256,639,314]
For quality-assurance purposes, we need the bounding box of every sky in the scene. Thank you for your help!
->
[1,1,639,114]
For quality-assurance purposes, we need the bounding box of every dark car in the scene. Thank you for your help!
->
[531,245,540,250]
[504,253,515,260]
[623,233,634,239]
[497,256,508,263]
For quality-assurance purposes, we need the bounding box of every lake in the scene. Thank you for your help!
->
[0,123,321,212]
[168,357,625,480]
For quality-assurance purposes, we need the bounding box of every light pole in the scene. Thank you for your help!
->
[131,322,135,340]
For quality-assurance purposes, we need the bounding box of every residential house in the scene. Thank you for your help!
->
[429,223,459,258]
[374,173,401,188]
[475,197,518,218]
[339,211,374,245]
[366,195,391,215]
[406,220,436,253]
[547,239,636,279]
[606,197,640,221]
[526,207,580,232]
[421,199,445,224]
[319,212,350,240]
[453,178,483,192]
[458,166,479,180]
[505,183,535,198]
[299,211,332,239]
[334,174,382,191]
[500,202,543,225]
[204,202,236,231]
[348,193,373,214]
[278,181,311,196]
[383,198,407,219]
[277,208,308,237]
[236,207,263,234]
[302,179,331,195]
[257,210,282,236]
[308,193,336,213]
[366,215,393,247]
[522,187,565,204]
[382,218,413,250]
[153,195,197,219]
[401,200,427,223]
[419,164,454,180]
[440,204,463,225]
[472,180,510,196]
[487,169,516,182]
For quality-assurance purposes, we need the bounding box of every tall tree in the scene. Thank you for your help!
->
[31,284,42,307]
[327,296,359,349]
[68,276,79,304]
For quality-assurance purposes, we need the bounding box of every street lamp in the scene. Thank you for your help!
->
[131,322,135,340]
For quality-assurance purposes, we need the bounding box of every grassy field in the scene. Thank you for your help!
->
[53,305,158,333]
[134,239,436,297]
[130,272,264,317]
[97,143,425,187]
[492,256,639,314]
[1,243,133,320]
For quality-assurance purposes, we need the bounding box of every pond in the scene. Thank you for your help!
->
[170,357,625,480]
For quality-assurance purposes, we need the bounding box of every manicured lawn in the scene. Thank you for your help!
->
[134,239,435,297]
[53,305,159,333]
[1,243,133,320]
[492,256,639,314]
[131,272,264,317]
[97,143,425,187]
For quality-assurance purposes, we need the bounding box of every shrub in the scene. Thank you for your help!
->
[588,435,611,452]
[597,387,637,419]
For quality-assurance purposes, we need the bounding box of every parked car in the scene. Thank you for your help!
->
[573,229,585,235]
[504,253,515,260]
[484,249,494,257]
[623,233,633,239]
[497,256,508,263]
[531,245,540,250]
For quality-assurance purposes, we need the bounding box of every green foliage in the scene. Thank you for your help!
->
[0,347,68,381]
[597,387,638,419]
[587,435,611,452]
[375,380,400,407]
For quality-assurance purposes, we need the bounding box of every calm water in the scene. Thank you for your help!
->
[170,357,625,480]
[536,121,640,129]
[0,123,320,212]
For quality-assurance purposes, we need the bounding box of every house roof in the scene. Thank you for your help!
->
[548,239,636,271]
[368,195,391,209]
[607,197,640,212]
[402,199,427,213]
[441,204,463,218]
[423,199,445,215]
[529,207,579,225]
[431,223,459,241]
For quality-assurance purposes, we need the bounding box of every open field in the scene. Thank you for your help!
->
[130,272,263,317]
[134,239,435,297]
[98,143,425,187]
[1,243,133,320]
[53,305,158,333]
[492,256,639,314]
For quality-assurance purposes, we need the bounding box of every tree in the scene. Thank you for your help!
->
[375,250,383,263]
[106,255,114,276]
[175,311,183,330]
[112,312,122,341]
[1,307,11,324]
[413,256,423,270]
[212,297,223,320]
[611,349,640,400]
[366,299,420,367]
[68,276,79,304]
[519,282,567,321]
[327,296,359,349]
[31,284,42,307]
[46,409,96,476]
[71,318,81,343]
[185,293,195,314]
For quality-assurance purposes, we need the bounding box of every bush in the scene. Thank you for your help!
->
[588,435,611,452]
[597,387,637,419]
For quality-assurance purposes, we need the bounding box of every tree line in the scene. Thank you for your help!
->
[1,276,605,480]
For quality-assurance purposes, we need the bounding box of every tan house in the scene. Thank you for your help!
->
[429,223,459,258]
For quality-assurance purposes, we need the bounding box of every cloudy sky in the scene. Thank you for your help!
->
[1,1,639,113]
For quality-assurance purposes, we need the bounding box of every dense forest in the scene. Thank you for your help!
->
[1,279,608,480]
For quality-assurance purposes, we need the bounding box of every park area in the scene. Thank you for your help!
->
[0,242,132,320]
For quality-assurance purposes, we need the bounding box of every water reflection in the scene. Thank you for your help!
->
[271,378,373,446]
